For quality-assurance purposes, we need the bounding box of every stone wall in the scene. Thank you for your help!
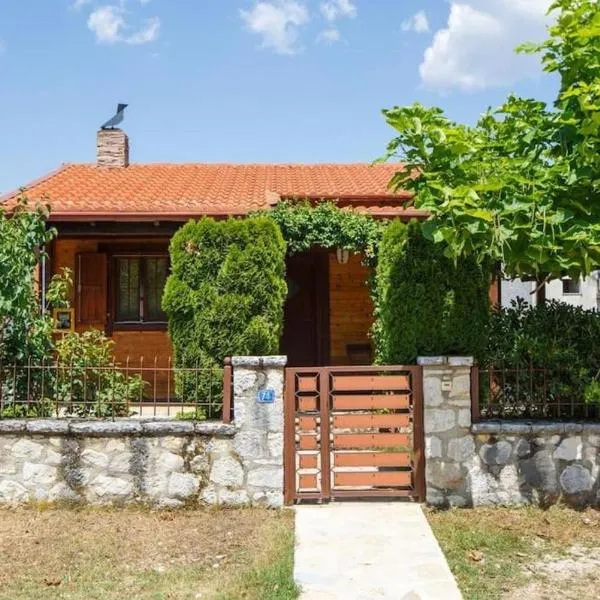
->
[421,356,600,507]
[0,356,285,508]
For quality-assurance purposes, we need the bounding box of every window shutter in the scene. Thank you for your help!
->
[76,253,107,325]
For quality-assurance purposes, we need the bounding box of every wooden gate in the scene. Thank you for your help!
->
[284,365,424,504]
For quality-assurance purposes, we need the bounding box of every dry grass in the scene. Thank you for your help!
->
[0,505,297,600]
[427,505,600,600]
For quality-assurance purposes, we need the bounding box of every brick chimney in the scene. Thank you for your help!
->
[96,128,129,168]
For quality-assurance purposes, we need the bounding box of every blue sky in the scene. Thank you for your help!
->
[0,0,558,194]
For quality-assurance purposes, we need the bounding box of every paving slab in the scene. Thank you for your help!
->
[294,502,462,600]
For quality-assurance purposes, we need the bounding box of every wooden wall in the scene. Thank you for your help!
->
[328,252,374,365]
[52,238,173,368]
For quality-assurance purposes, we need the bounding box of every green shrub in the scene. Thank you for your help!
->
[163,216,287,405]
[486,299,600,412]
[373,220,490,363]
[54,330,145,417]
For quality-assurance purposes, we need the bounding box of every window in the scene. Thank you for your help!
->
[562,278,581,295]
[114,256,168,325]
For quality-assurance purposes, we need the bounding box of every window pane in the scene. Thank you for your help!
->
[144,257,168,321]
[116,258,140,321]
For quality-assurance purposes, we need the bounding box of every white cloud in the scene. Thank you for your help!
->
[320,0,356,22]
[87,4,160,45]
[420,0,552,91]
[240,1,309,55]
[88,6,125,43]
[317,27,341,44]
[126,16,160,44]
[71,0,91,9]
[402,10,429,34]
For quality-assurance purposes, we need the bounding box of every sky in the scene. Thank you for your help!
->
[0,0,559,194]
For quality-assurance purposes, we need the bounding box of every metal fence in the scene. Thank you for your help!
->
[0,357,233,422]
[471,364,599,421]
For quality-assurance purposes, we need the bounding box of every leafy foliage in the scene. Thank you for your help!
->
[268,200,384,265]
[163,216,287,401]
[485,299,600,414]
[373,220,490,364]
[53,330,145,417]
[0,196,56,362]
[382,0,600,282]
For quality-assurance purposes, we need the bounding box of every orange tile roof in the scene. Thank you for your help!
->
[2,162,419,221]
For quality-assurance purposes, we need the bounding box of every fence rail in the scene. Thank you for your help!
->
[471,364,599,421]
[0,357,233,421]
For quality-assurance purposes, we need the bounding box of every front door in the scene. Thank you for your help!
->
[281,252,329,367]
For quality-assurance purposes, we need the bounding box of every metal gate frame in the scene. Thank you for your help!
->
[284,365,425,504]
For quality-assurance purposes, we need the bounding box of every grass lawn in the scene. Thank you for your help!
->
[427,505,600,600]
[0,506,298,600]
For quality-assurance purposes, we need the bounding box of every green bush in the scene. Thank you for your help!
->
[373,220,490,364]
[486,299,600,412]
[163,216,287,404]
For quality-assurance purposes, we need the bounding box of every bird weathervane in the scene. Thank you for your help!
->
[100,103,128,130]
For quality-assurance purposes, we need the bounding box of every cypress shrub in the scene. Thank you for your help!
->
[162,216,287,405]
[373,220,490,363]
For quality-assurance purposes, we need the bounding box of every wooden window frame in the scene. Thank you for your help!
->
[107,251,169,333]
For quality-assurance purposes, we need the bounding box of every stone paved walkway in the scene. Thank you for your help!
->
[294,502,462,600]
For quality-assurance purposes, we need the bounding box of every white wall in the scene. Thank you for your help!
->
[501,273,600,310]
[546,274,599,310]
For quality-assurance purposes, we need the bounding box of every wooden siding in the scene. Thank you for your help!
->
[52,238,173,365]
[328,253,374,365]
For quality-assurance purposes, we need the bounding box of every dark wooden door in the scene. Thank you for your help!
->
[281,253,329,367]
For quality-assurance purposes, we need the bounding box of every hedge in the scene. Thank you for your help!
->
[162,216,287,403]
[373,220,490,364]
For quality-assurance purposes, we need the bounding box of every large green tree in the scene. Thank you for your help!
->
[382,0,600,291]
[0,197,56,362]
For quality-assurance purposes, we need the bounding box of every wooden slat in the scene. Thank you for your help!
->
[299,474,318,489]
[298,416,318,431]
[297,375,319,393]
[334,451,411,468]
[333,432,411,449]
[334,471,412,488]
[332,413,410,429]
[299,454,318,469]
[332,394,410,410]
[299,435,319,450]
[298,397,318,412]
[331,374,410,392]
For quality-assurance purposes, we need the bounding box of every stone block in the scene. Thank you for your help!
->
[423,376,443,407]
[22,462,57,487]
[417,357,447,366]
[560,464,593,494]
[81,449,109,469]
[426,461,465,491]
[218,488,250,506]
[12,439,44,461]
[450,374,471,398]
[0,480,29,503]
[109,453,132,474]
[554,437,582,461]
[457,409,471,428]
[168,473,199,500]
[424,409,456,433]
[479,441,513,466]
[267,433,283,459]
[425,436,442,459]
[252,490,283,508]
[447,436,475,462]
[158,452,185,472]
[233,430,265,462]
[90,475,133,499]
[210,456,244,487]
[48,482,82,504]
[26,420,69,434]
[447,357,474,367]
[247,466,283,489]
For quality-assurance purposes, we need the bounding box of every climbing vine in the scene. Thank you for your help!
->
[267,200,385,266]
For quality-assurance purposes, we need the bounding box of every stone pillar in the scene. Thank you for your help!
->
[230,356,286,508]
[418,356,473,507]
